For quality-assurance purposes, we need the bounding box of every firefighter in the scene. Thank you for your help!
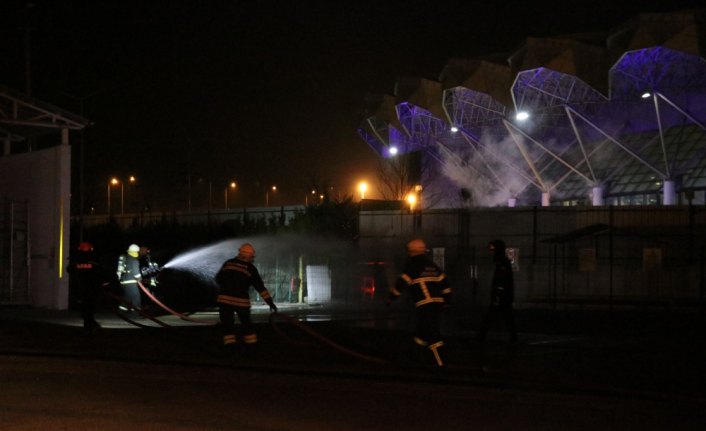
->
[388,239,451,368]
[476,239,517,344]
[116,243,143,310]
[215,243,277,353]
[67,242,111,333]
[138,246,160,290]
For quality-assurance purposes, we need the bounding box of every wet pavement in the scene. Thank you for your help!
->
[2,300,705,400]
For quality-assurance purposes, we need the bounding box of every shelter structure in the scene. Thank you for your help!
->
[358,9,706,209]
[0,84,88,309]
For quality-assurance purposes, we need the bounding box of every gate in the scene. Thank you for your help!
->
[0,199,30,305]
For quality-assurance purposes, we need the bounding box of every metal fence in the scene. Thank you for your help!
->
[358,206,706,310]
[0,199,30,305]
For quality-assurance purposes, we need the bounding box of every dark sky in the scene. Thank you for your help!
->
[0,0,703,210]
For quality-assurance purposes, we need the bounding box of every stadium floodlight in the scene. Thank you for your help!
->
[641,92,652,99]
[450,126,459,133]
[389,146,399,155]
[515,111,530,121]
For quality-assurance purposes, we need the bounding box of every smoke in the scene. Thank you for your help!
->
[440,133,532,207]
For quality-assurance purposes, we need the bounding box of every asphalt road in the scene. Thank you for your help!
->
[1,304,706,430]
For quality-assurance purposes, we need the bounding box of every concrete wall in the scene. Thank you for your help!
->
[0,145,71,309]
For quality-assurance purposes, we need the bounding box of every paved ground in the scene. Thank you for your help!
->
[2,301,705,397]
[2,301,706,429]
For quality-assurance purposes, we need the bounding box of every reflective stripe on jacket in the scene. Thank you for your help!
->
[391,254,450,307]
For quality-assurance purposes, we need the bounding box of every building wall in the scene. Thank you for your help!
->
[0,145,71,309]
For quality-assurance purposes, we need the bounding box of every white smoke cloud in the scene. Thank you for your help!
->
[439,132,535,207]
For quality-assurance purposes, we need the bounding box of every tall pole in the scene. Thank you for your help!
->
[23,2,33,96]
[62,89,103,239]
[208,181,212,211]
[107,183,111,215]
[120,183,124,215]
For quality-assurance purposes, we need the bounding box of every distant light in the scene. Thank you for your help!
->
[389,146,398,155]
[515,111,530,121]
[406,193,417,210]
[358,181,368,200]
[450,126,459,133]
[641,92,652,99]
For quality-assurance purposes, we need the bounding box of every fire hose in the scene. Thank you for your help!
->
[109,280,392,364]
[135,280,218,325]
[268,312,391,364]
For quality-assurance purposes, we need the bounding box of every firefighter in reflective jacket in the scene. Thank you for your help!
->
[215,243,277,350]
[116,244,142,309]
[388,239,451,367]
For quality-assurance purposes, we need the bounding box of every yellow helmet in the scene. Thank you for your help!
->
[127,244,140,257]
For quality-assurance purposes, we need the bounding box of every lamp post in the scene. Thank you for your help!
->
[108,176,136,215]
[108,177,118,215]
[266,185,277,207]
[406,192,417,211]
[125,176,136,214]
[61,89,104,241]
[224,181,236,209]
[306,189,316,206]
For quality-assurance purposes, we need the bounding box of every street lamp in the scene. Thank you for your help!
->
[108,176,136,215]
[108,177,118,215]
[225,181,237,209]
[266,185,277,207]
[358,181,368,200]
[305,189,316,206]
[406,192,417,211]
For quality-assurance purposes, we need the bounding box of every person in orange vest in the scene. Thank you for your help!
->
[215,243,277,354]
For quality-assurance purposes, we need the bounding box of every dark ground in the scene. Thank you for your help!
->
[1,302,705,429]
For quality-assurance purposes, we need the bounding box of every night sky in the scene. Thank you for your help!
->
[0,0,703,211]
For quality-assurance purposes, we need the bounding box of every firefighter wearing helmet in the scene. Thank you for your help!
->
[388,238,451,368]
[67,242,111,333]
[215,242,277,353]
[116,243,143,310]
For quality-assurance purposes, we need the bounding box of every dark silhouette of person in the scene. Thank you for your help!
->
[476,239,517,344]
[67,242,111,333]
